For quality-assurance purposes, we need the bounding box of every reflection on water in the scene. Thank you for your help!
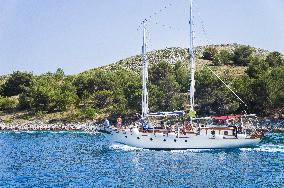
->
[0,132,283,187]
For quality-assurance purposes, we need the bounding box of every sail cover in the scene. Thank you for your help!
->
[148,111,185,117]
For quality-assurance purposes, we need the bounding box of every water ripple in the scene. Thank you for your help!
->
[0,132,283,187]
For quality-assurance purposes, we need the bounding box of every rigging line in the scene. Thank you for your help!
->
[193,4,208,42]
[136,1,174,31]
[204,65,248,107]
[146,29,154,52]
[193,2,212,45]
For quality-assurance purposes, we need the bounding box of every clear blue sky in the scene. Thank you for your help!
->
[0,0,283,75]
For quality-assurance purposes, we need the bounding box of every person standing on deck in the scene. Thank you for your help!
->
[103,118,110,128]
[116,116,122,129]
[143,120,149,130]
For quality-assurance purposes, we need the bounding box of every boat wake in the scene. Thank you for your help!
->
[241,144,284,153]
[109,143,284,153]
[0,130,88,134]
[109,143,145,151]
[170,149,214,153]
[109,144,215,152]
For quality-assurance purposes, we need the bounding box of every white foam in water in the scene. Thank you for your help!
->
[48,131,86,134]
[110,144,144,151]
[110,145,213,152]
[171,149,213,153]
[187,149,213,152]
[26,131,36,133]
[241,145,284,153]
[88,131,100,135]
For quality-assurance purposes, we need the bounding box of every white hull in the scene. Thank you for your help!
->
[97,127,261,149]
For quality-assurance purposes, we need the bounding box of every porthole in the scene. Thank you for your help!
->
[150,138,153,141]
[174,139,177,142]
[185,140,188,142]
[125,136,127,138]
[163,139,166,142]
[137,137,140,139]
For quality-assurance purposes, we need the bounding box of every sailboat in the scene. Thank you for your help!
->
[96,0,264,149]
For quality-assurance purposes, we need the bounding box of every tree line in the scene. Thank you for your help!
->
[0,45,283,120]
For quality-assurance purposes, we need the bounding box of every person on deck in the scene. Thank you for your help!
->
[103,118,110,128]
[143,120,149,130]
[116,116,122,128]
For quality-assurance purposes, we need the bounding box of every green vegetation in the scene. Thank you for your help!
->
[1,71,32,97]
[202,47,218,61]
[212,50,232,66]
[0,44,283,121]
[18,69,78,112]
[0,96,17,110]
[232,45,255,66]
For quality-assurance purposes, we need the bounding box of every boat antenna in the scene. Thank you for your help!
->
[189,0,196,119]
[142,20,149,118]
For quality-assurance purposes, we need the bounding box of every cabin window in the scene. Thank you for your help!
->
[150,138,153,141]
[224,131,228,135]
[163,139,166,142]
[125,136,127,138]
[185,140,188,142]
[137,137,140,139]
[174,139,177,142]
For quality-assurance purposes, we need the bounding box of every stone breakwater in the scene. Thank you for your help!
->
[0,120,94,131]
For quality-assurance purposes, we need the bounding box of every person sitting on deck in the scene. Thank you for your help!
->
[103,118,110,128]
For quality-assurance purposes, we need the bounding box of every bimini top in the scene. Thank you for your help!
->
[213,114,257,120]
[213,115,241,120]
[147,111,185,117]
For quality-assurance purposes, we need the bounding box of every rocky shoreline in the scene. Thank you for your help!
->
[0,118,283,132]
[0,120,96,131]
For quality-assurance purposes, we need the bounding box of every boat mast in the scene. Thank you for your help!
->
[142,21,149,118]
[189,0,195,115]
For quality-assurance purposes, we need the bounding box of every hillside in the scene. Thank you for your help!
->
[0,43,283,123]
[94,43,269,77]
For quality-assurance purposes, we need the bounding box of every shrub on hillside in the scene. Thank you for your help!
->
[265,51,284,67]
[0,96,17,110]
[232,45,254,66]
[84,107,97,120]
[18,70,78,112]
[212,50,232,66]
[246,57,269,78]
[212,53,222,66]
[202,47,218,61]
[2,71,33,97]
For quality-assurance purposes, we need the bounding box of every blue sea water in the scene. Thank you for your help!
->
[0,131,283,188]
